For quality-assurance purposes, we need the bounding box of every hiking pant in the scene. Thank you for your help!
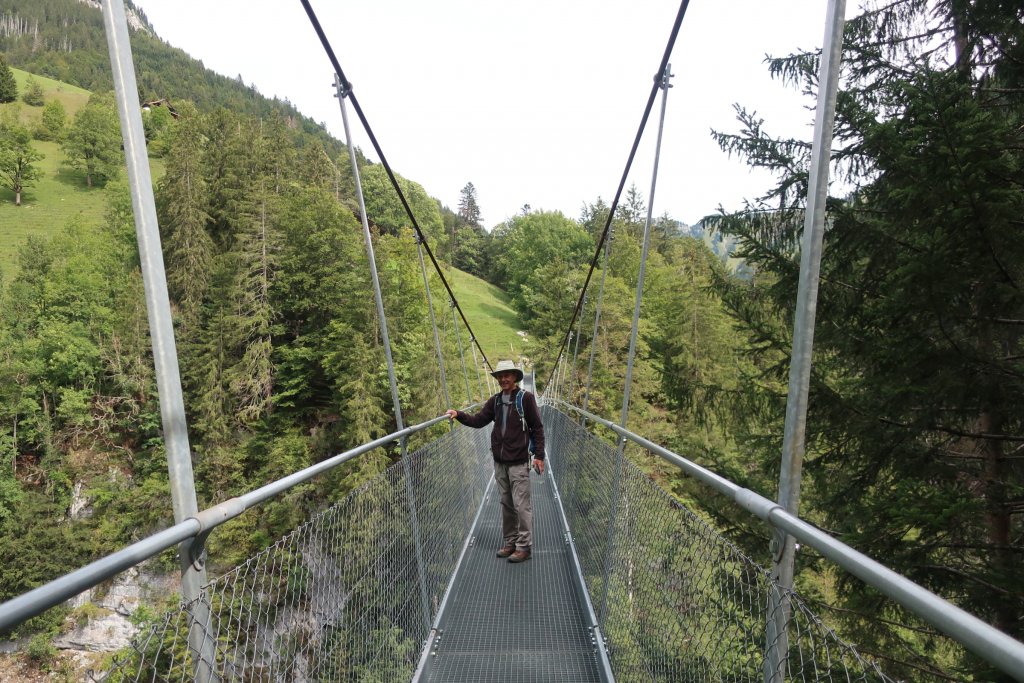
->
[493,461,532,550]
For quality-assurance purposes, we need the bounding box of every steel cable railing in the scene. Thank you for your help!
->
[14,402,1021,681]
[90,424,492,682]
[545,406,892,682]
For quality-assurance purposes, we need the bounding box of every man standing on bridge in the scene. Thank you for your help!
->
[446,360,545,563]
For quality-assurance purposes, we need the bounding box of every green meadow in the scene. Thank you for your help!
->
[1,68,164,278]
[444,266,526,366]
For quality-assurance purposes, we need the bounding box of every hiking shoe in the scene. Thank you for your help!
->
[496,545,516,558]
[508,549,531,563]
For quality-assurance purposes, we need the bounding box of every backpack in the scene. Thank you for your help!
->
[495,389,537,455]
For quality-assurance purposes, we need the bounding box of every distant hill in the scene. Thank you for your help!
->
[0,0,343,153]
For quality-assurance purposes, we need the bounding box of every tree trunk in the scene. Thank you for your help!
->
[978,408,1016,638]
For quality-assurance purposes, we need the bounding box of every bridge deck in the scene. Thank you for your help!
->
[423,466,602,682]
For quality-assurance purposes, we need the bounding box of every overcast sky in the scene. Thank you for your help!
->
[130,0,854,228]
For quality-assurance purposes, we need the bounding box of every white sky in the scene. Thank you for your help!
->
[130,0,855,228]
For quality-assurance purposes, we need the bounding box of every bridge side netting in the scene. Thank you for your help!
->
[546,406,893,683]
[91,424,492,682]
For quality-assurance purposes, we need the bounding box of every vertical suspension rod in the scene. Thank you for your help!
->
[451,299,473,406]
[766,2,846,681]
[569,297,587,403]
[598,64,673,624]
[335,75,431,635]
[299,0,491,373]
[417,235,451,410]
[582,227,613,425]
[101,3,214,680]
[469,337,486,402]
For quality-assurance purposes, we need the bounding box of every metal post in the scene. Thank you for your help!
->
[335,75,431,635]
[583,228,613,424]
[450,299,473,406]
[564,331,575,402]
[598,64,673,624]
[766,3,846,681]
[570,298,587,404]
[101,3,214,680]
[416,236,451,410]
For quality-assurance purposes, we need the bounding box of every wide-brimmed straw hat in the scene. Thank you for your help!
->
[490,360,523,382]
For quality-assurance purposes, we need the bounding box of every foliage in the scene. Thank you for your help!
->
[20,74,43,106]
[0,55,16,103]
[710,1,1024,679]
[35,98,65,141]
[359,163,445,245]
[61,91,121,187]
[0,111,44,205]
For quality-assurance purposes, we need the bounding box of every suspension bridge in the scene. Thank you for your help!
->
[1,0,1023,681]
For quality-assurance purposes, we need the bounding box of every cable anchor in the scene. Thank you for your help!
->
[333,73,352,99]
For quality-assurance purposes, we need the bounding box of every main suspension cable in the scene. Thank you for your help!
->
[299,0,492,372]
[542,0,691,392]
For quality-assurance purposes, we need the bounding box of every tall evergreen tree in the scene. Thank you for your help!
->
[712,1,1024,678]
[157,103,212,326]
[457,181,482,227]
[0,56,16,103]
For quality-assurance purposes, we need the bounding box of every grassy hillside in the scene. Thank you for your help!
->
[445,267,527,367]
[11,67,92,119]
[0,68,165,278]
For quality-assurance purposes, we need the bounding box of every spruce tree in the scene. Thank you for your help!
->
[0,57,16,103]
[457,181,482,227]
[712,1,1024,679]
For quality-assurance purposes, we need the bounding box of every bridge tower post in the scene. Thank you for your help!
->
[101,2,215,680]
[766,2,847,681]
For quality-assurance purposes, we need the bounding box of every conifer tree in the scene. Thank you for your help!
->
[0,57,16,103]
[157,103,212,325]
[457,182,482,227]
[712,1,1024,678]
[0,118,44,205]
[20,75,43,106]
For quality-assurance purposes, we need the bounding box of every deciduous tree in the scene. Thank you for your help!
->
[62,92,122,187]
[0,119,44,206]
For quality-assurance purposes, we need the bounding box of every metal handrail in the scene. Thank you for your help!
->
[0,415,449,632]
[556,400,1024,682]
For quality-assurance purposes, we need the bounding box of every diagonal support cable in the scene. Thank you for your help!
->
[299,0,491,373]
[543,0,692,392]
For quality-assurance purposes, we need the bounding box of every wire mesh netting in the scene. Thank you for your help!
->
[92,405,897,682]
[545,406,893,683]
[91,423,492,682]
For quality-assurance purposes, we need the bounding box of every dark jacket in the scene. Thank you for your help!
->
[455,389,545,465]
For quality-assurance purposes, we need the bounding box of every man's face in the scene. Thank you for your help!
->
[495,371,518,391]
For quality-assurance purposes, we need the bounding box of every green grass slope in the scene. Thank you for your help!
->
[0,68,166,279]
[444,267,526,367]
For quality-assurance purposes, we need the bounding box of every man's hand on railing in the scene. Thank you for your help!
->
[445,409,458,421]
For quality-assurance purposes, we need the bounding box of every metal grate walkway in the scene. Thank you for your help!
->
[421,466,603,682]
